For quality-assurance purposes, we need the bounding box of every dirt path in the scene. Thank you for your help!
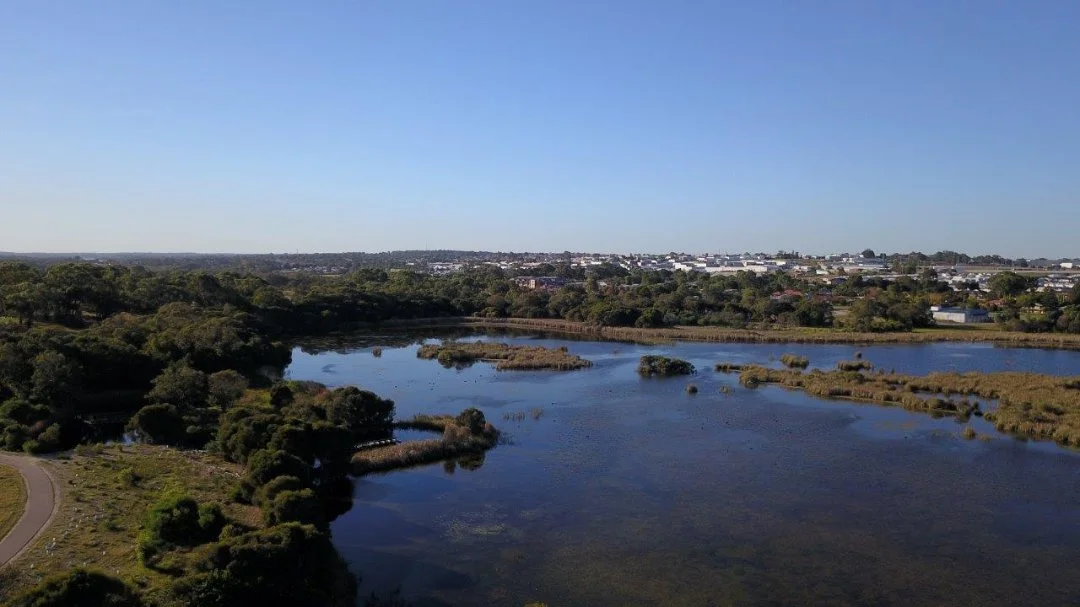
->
[0,453,58,567]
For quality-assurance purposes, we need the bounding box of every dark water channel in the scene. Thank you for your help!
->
[287,334,1080,606]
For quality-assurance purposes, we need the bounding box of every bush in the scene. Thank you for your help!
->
[455,407,487,435]
[168,523,357,607]
[638,355,695,377]
[126,404,185,445]
[240,449,312,501]
[208,370,249,408]
[4,569,144,607]
[138,489,225,565]
[255,475,306,507]
[263,488,325,528]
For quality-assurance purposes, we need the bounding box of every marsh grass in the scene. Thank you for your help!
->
[780,354,810,369]
[715,363,744,373]
[0,463,27,542]
[962,426,978,440]
[417,342,592,371]
[837,360,874,372]
[1,445,252,602]
[434,317,1080,350]
[354,415,499,475]
[737,365,1080,447]
[503,408,544,422]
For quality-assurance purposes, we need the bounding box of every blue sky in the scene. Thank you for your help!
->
[2,1,1078,256]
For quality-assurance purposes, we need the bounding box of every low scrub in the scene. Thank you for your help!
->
[417,342,591,371]
[638,355,695,377]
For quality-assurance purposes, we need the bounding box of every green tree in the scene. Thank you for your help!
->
[988,271,1035,298]
[263,488,326,528]
[126,404,186,445]
[30,350,82,409]
[146,364,208,410]
[322,387,394,440]
[208,369,248,408]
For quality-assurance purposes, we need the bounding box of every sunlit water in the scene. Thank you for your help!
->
[287,334,1080,606]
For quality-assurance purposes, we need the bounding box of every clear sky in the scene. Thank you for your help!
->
[2,1,1078,257]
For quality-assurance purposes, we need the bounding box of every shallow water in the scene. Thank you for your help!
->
[287,334,1080,606]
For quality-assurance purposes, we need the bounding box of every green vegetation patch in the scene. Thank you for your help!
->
[417,341,592,370]
[638,355,695,377]
[0,462,27,541]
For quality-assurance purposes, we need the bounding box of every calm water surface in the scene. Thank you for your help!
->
[288,334,1080,606]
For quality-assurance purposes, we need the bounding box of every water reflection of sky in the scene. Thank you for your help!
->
[288,333,1080,606]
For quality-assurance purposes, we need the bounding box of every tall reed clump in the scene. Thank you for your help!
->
[353,409,499,475]
[780,354,810,369]
[686,384,699,394]
[837,360,873,372]
[715,363,743,373]
[417,342,592,371]
[638,355,695,377]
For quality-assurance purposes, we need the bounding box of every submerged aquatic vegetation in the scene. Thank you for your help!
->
[737,365,1080,447]
[638,355,695,377]
[417,342,592,370]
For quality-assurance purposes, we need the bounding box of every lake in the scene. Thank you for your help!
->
[287,333,1080,606]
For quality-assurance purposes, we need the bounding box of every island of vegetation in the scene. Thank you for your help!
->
[416,341,592,370]
[637,355,695,377]
[780,354,809,369]
[726,364,1080,447]
[353,409,499,475]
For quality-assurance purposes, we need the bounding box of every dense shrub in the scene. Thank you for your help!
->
[4,569,144,607]
[168,523,357,607]
[638,355,695,377]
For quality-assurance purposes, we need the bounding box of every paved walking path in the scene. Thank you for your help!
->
[0,453,58,566]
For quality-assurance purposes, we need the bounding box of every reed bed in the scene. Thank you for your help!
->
[354,415,499,475]
[780,354,810,369]
[715,363,744,373]
[638,355,695,377]
[737,365,1080,447]
[416,342,592,371]
[445,318,1080,350]
[837,360,874,372]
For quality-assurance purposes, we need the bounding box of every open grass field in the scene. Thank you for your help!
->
[0,464,27,543]
[0,445,254,603]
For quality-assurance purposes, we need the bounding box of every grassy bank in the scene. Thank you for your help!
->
[0,463,26,542]
[417,341,592,370]
[0,445,253,602]
[731,365,1080,447]
[383,317,1080,350]
[353,413,499,475]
